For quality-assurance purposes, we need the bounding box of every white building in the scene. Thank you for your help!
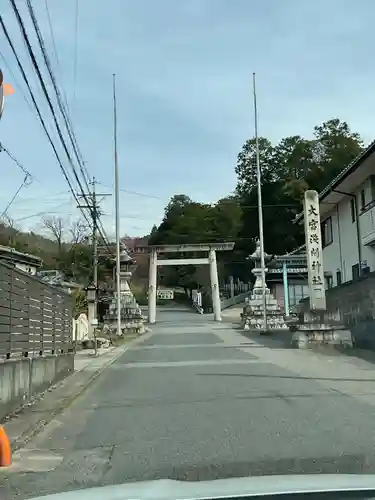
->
[296,140,375,288]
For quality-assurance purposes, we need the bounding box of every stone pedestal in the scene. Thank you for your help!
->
[87,301,95,339]
[291,311,353,349]
[105,284,145,335]
[242,287,288,331]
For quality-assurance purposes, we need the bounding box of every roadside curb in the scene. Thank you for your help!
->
[4,332,150,453]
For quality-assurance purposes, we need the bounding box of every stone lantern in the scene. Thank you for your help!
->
[241,239,288,332]
[247,239,272,295]
[119,246,135,289]
[104,246,144,334]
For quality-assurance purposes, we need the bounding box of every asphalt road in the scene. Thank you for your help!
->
[4,309,375,498]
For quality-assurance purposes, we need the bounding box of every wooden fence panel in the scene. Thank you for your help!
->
[0,262,73,358]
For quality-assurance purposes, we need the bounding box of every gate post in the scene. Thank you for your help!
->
[209,249,221,321]
[148,249,157,323]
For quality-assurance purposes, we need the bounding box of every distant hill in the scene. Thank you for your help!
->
[0,220,61,268]
[0,218,150,285]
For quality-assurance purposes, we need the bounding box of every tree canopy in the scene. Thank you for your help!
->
[235,118,363,257]
[0,118,364,293]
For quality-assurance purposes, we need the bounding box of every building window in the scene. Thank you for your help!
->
[288,283,309,307]
[336,270,342,286]
[321,217,333,247]
[350,198,356,222]
[361,190,366,210]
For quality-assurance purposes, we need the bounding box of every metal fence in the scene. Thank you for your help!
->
[0,262,73,359]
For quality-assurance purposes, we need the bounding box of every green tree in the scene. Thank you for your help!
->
[234,118,364,260]
[235,137,275,196]
[149,194,244,290]
[309,118,364,190]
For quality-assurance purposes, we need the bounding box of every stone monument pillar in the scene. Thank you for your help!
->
[148,248,157,324]
[291,190,352,348]
[209,249,221,322]
[304,190,326,311]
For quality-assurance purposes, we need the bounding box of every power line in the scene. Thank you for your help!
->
[21,1,109,249]
[2,6,111,256]
[16,190,71,202]
[0,141,33,179]
[78,178,112,284]
[72,0,79,110]
[5,4,104,241]
[1,175,31,219]
[43,0,60,71]
[0,13,91,228]
[25,0,91,194]
[14,201,73,221]
[43,0,73,137]
[97,181,163,200]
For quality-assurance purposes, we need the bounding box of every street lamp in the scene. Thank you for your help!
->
[86,283,97,304]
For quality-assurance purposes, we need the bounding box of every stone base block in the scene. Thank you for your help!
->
[291,327,353,349]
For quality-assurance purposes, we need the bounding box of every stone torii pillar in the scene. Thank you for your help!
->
[148,248,157,324]
[209,249,221,321]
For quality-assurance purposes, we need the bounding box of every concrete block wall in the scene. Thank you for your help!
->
[0,354,74,421]
[300,271,375,349]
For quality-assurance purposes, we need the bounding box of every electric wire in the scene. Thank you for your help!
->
[1,175,31,219]
[0,142,33,179]
[26,0,91,190]
[4,5,112,255]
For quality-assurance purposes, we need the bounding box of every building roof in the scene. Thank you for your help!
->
[285,243,306,255]
[295,139,375,223]
[0,244,43,267]
[38,270,81,289]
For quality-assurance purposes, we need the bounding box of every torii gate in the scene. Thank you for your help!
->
[133,242,235,323]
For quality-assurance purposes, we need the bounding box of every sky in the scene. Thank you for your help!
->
[1,0,375,239]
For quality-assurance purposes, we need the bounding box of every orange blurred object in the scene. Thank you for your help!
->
[3,83,15,96]
[0,424,11,467]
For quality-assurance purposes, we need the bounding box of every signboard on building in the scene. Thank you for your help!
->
[268,267,308,274]
[157,289,174,300]
[303,190,326,310]
[192,289,202,307]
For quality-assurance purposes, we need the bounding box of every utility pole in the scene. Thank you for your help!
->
[78,178,110,323]
[92,178,98,290]
[253,73,267,332]
[113,73,121,337]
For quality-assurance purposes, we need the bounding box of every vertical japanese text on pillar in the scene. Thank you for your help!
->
[304,190,326,310]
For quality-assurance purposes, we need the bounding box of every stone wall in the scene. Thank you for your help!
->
[300,271,375,349]
[0,354,74,421]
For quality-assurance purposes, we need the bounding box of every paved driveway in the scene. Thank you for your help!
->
[3,310,375,498]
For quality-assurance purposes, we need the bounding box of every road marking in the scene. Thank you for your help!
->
[122,358,265,368]
[2,449,63,473]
